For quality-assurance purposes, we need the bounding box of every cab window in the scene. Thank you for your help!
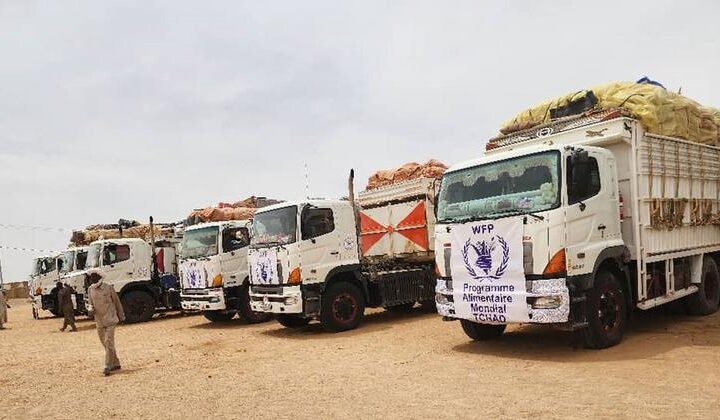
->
[567,156,601,205]
[103,244,131,265]
[222,227,250,252]
[301,208,335,240]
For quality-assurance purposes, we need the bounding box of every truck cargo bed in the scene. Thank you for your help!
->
[357,178,438,263]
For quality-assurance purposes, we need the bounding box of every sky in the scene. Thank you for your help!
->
[1,0,719,281]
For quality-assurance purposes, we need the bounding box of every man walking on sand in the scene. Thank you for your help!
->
[86,269,125,376]
[0,289,9,330]
[57,282,78,332]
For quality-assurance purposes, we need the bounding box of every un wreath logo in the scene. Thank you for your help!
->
[461,236,510,281]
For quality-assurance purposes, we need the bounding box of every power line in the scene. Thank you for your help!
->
[0,245,62,254]
[0,223,74,233]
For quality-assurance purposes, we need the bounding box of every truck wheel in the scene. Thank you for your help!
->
[386,302,415,312]
[237,283,272,324]
[276,314,310,328]
[121,291,155,323]
[320,282,365,332]
[419,299,438,313]
[686,256,720,316]
[203,311,235,323]
[460,320,506,340]
[581,270,627,349]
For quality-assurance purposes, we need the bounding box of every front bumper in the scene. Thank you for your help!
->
[181,288,227,311]
[435,278,570,324]
[249,285,304,314]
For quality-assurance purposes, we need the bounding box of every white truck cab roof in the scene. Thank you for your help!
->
[255,199,350,214]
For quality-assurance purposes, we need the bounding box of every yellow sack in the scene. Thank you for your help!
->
[500,81,720,146]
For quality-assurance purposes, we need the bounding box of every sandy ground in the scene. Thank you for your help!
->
[1,299,719,419]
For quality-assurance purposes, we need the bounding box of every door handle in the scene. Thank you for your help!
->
[330,251,339,255]
[597,224,606,230]
[126,272,133,275]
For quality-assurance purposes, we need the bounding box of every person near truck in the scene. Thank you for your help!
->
[86,269,125,376]
[0,289,9,329]
[56,282,78,332]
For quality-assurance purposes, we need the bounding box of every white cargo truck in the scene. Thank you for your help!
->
[57,246,91,315]
[179,220,270,323]
[248,175,437,332]
[434,109,720,348]
[84,235,182,323]
[29,254,63,317]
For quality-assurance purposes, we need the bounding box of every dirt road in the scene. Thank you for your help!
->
[1,299,719,419]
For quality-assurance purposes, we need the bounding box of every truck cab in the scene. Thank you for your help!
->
[435,114,720,348]
[248,200,360,328]
[57,247,91,315]
[179,220,269,323]
[84,237,181,323]
[30,254,63,317]
[249,191,436,332]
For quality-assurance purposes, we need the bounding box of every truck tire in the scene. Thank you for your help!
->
[686,256,720,316]
[460,320,506,340]
[419,299,438,313]
[203,310,235,323]
[386,302,415,312]
[121,290,156,323]
[320,282,365,332]
[237,283,272,324]
[580,269,627,349]
[276,314,311,328]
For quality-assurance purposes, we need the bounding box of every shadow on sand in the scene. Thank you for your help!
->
[260,308,438,340]
[451,309,720,362]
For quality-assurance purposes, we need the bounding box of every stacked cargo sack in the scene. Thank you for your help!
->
[500,79,720,146]
[366,159,448,190]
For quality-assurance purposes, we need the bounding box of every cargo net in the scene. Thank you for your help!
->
[495,80,720,149]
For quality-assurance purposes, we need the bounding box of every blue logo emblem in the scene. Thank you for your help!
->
[184,261,207,288]
[461,236,509,281]
[253,250,276,284]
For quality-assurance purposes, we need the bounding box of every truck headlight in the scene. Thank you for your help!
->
[529,296,563,309]
[285,296,299,306]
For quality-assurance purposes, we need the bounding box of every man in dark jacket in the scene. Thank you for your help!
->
[57,282,77,332]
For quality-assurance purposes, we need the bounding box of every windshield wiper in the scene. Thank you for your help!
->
[523,211,545,221]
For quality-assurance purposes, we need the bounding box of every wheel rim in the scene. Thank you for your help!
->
[597,288,622,333]
[128,297,147,319]
[704,272,719,301]
[332,292,357,324]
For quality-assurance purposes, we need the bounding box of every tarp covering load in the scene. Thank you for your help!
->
[500,79,720,145]
[71,222,175,246]
[366,159,448,190]
[186,196,283,225]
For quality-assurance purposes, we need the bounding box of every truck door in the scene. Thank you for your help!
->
[298,206,340,283]
[564,149,621,276]
[220,226,249,287]
[101,242,134,284]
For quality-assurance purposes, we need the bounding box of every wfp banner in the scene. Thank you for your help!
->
[451,218,529,324]
[249,248,279,285]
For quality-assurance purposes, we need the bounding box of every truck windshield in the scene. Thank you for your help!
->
[181,226,219,258]
[38,257,56,275]
[60,251,75,274]
[437,151,561,222]
[251,206,298,246]
[86,244,101,268]
[31,259,41,277]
